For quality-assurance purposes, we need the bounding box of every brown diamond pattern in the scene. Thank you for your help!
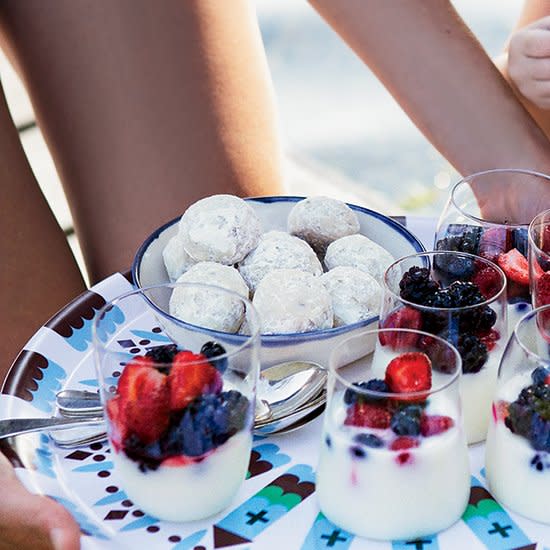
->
[104,510,129,521]
[65,450,92,461]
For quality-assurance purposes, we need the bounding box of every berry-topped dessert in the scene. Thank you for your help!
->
[485,366,550,524]
[106,342,253,522]
[435,223,530,327]
[382,257,506,443]
[316,349,470,540]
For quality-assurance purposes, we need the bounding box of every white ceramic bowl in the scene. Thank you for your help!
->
[132,196,424,368]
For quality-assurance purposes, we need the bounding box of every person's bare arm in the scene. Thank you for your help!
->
[309,0,550,175]
[496,1,550,139]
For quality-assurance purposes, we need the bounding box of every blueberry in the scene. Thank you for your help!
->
[325,435,332,448]
[349,446,367,459]
[532,367,550,385]
[390,406,422,436]
[530,454,545,472]
[353,433,384,448]
[530,412,550,452]
[344,379,389,405]
[200,341,228,373]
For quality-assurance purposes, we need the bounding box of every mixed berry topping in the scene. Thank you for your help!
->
[342,352,454,465]
[501,370,550,453]
[390,259,501,374]
[107,342,250,471]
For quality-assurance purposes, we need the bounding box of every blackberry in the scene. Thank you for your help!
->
[145,344,179,366]
[399,267,440,304]
[390,405,422,436]
[446,281,485,307]
[456,333,488,374]
[123,434,164,472]
[200,341,228,373]
[163,390,249,457]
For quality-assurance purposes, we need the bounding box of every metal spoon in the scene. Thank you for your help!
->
[0,361,327,445]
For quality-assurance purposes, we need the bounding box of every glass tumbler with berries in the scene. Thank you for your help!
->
[93,282,260,522]
[485,304,550,524]
[317,327,469,540]
[435,169,550,331]
[381,251,507,444]
[529,208,550,310]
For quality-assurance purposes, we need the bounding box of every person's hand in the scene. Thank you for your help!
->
[0,452,81,550]
[508,16,550,109]
[470,171,550,225]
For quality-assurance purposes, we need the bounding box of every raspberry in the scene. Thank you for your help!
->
[344,402,391,429]
[478,227,512,263]
[534,272,550,308]
[471,266,503,299]
[478,329,500,351]
[379,307,422,349]
[389,436,419,451]
[418,334,458,374]
[420,414,454,436]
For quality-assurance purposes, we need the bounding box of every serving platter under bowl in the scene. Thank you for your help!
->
[132,196,425,368]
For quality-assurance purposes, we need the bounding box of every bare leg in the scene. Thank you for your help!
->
[0,84,85,374]
[0,0,284,283]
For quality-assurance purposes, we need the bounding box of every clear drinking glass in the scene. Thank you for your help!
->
[317,327,469,540]
[381,251,507,444]
[435,169,550,330]
[93,282,260,522]
[529,208,550,309]
[485,304,550,524]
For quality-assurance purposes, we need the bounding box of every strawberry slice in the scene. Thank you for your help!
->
[379,307,422,349]
[478,227,512,263]
[497,248,530,286]
[344,402,391,429]
[471,266,503,299]
[420,414,454,436]
[478,329,500,351]
[385,352,432,394]
[106,397,126,451]
[534,271,550,308]
[117,357,170,443]
[169,351,223,410]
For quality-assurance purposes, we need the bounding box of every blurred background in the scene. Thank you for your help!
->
[0,0,523,272]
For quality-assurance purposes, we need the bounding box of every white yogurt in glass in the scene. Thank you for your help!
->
[485,373,550,524]
[112,431,251,521]
[316,395,470,540]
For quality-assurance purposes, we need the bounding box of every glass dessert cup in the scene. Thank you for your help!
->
[381,251,507,444]
[435,169,550,330]
[529,208,550,309]
[485,304,550,525]
[317,327,469,541]
[93,282,260,522]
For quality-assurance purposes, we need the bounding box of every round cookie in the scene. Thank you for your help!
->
[238,230,323,294]
[253,269,333,334]
[169,262,249,333]
[321,266,382,327]
[287,196,360,255]
[178,194,262,264]
[162,235,197,282]
[324,234,394,283]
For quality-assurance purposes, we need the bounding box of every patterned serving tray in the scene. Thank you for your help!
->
[1,265,549,549]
